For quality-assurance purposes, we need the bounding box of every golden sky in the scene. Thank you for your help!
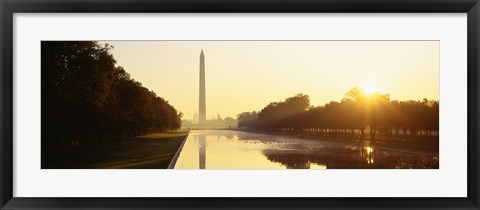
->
[100,41,439,120]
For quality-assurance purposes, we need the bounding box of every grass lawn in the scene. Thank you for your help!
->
[42,130,189,169]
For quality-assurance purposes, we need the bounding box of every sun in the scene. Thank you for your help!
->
[361,84,378,95]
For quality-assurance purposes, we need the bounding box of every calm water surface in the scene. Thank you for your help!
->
[174,130,438,169]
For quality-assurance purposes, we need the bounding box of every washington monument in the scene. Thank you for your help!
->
[199,50,206,124]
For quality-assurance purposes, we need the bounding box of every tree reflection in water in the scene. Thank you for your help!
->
[262,146,438,169]
[174,130,439,169]
[235,131,439,169]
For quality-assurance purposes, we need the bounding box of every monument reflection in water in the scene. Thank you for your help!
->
[173,130,439,169]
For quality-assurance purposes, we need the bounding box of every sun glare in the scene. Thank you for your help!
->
[361,84,377,95]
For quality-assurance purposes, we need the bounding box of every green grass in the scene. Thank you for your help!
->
[42,130,189,169]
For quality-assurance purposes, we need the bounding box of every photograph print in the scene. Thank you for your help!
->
[41,41,439,169]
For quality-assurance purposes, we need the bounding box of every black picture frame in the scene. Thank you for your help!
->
[1,0,479,209]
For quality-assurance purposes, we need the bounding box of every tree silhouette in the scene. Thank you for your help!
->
[237,87,439,142]
[42,41,181,147]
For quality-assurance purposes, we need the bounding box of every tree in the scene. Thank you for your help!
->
[236,88,438,142]
[257,94,310,129]
[237,111,258,128]
[42,41,182,147]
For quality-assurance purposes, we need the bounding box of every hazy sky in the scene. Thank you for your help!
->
[100,41,439,120]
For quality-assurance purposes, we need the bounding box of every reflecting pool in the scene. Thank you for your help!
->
[173,130,439,169]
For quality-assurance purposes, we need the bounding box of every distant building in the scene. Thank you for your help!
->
[193,111,199,124]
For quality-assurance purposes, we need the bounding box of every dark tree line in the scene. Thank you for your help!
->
[237,88,439,140]
[42,41,181,147]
